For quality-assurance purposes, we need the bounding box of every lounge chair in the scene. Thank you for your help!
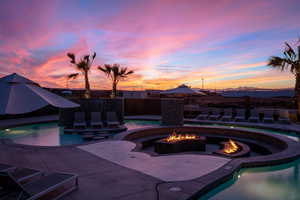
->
[10,168,42,184]
[248,109,260,123]
[0,167,42,197]
[276,110,290,124]
[107,112,120,127]
[90,112,103,128]
[222,108,233,121]
[73,112,87,128]
[196,109,210,120]
[0,171,78,200]
[208,108,221,120]
[0,164,16,172]
[235,109,246,122]
[263,110,274,123]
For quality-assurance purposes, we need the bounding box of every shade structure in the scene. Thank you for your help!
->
[161,84,206,95]
[0,73,79,115]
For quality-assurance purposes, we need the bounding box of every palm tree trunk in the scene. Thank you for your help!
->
[295,73,300,116]
[111,81,117,98]
[84,70,91,99]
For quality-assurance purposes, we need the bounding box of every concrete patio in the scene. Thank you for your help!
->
[0,141,211,200]
[1,115,300,200]
[79,140,230,182]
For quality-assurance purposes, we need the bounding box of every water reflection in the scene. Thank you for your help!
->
[200,159,300,200]
[0,120,159,146]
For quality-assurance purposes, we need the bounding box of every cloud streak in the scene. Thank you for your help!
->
[0,0,299,89]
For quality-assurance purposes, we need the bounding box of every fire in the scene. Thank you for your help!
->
[223,139,239,154]
[165,130,198,143]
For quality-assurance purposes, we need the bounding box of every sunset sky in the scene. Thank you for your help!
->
[0,0,299,90]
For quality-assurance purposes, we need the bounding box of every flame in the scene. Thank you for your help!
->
[165,130,198,143]
[223,139,239,154]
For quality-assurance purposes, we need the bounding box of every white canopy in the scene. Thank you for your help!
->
[161,84,206,95]
[0,73,79,115]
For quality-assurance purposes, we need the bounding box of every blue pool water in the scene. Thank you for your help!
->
[199,159,300,200]
[0,120,158,146]
[1,120,300,199]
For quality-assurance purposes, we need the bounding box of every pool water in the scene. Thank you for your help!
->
[1,120,300,199]
[0,120,158,146]
[199,159,300,200]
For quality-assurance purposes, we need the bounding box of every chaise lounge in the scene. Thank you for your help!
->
[106,112,120,127]
[276,110,290,124]
[90,112,104,128]
[235,109,247,122]
[248,109,260,123]
[196,109,210,120]
[263,110,274,123]
[221,108,233,121]
[73,112,87,129]
[208,108,221,120]
[0,171,78,200]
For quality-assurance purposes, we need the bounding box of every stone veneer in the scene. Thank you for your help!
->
[161,98,184,126]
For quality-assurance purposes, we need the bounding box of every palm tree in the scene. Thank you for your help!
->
[67,52,96,99]
[98,64,134,98]
[267,39,300,113]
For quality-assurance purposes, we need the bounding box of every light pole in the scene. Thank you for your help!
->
[201,78,204,90]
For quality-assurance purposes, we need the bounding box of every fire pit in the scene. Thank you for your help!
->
[215,139,250,158]
[154,130,206,154]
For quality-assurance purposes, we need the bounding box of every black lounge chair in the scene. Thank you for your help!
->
[0,171,78,200]
[263,110,274,123]
[221,108,233,121]
[275,110,290,124]
[90,112,104,128]
[73,112,87,129]
[196,109,210,120]
[235,109,247,122]
[107,112,120,127]
[208,108,221,120]
[248,109,260,123]
[11,168,43,184]
[0,167,42,198]
[0,164,16,172]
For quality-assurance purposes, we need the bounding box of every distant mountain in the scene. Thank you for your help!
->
[221,87,293,91]
[221,89,294,98]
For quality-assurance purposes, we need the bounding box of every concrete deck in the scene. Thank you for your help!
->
[79,141,230,182]
[0,143,205,200]
[1,115,300,199]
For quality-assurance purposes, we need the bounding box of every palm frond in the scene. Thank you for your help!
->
[125,70,134,75]
[67,53,76,64]
[98,64,112,78]
[84,55,90,63]
[284,42,296,60]
[67,73,79,80]
[77,60,87,71]
[267,56,286,71]
[298,45,300,60]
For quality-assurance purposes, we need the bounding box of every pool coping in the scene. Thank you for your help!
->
[0,115,58,129]
[115,125,300,200]
[1,115,300,199]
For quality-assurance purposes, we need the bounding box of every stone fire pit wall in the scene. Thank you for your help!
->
[161,98,184,126]
[155,136,206,154]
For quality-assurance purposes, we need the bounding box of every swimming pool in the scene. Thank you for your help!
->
[0,120,158,146]
[1,120,300,199]
[0,119,299,146]
[199,158,300,200]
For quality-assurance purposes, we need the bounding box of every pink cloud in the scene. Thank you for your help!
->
[0,0,299,90]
